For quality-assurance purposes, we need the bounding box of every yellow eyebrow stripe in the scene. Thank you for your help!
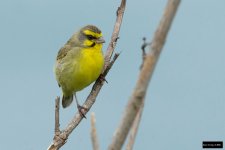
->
[83,30,102,38]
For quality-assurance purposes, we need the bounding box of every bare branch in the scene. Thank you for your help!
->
[140,37,151,69]
[55,97,60,134]
[126,101,144,150]
[104,53,120,76]
[108,0,181,150]
[141,37,147,58]
[47,0,126,149]
[104,0,126,69]
[126,37,150,150]
[48,97,65,150]
[90,113,100,150]
[126,37,148,150]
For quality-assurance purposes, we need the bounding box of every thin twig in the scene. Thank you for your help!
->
[47,97,64,150]
[126,101,144,150]
[141,37,147,58]
[47,0,126,149]
[126,40,147,149]
[140,37,149,69]
[90,113,100,150]
[108,0,181,150]
[104,0,126,69]
[104,53,120,76]
[55,97,60,134]
[126,36,149,150]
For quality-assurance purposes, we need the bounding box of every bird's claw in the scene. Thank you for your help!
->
[77,105,88,119]
[99,74,108,83]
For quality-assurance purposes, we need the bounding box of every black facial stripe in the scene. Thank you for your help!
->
[90,42,96,47]
[86,34,97,40]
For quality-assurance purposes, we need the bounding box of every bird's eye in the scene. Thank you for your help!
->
[87,35,94,40]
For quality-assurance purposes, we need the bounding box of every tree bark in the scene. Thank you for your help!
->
[108,0,181,149]
[47,0,126,149]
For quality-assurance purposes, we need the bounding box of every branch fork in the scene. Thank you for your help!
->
[48,0,126,149]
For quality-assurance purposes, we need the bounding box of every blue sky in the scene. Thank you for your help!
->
[0,0,225,149]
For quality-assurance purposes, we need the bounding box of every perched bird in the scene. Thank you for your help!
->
[54,25,105,116]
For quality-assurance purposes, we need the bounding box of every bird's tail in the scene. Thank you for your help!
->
[62,94,73,108]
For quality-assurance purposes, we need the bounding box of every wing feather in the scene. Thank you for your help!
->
[56,33,80,61]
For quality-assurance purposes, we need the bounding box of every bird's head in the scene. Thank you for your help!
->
[78,25,105,48]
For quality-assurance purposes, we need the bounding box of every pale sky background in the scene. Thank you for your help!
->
[0,0,225,150]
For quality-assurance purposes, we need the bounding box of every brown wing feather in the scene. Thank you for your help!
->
[56,32,80,61]
[56,44,72,61]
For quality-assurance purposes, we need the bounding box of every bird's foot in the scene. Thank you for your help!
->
[99,74,108,83]
[77,105,88,119]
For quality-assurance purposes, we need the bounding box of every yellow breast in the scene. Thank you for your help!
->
[73,44,104,91]
[55,42,104,97]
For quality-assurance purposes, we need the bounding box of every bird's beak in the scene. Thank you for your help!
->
[95,37,105,44]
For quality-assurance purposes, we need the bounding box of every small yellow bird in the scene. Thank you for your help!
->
[54,25,105,116]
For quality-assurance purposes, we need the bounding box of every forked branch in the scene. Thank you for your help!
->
[108,0,181,150]
[47,0,126,149]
